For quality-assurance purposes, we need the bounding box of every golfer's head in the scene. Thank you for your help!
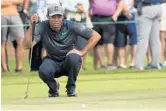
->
[47,5,64,29]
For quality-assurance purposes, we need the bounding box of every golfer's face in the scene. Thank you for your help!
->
[48,15,63,29]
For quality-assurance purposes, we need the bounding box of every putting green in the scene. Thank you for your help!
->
[2,55,166,110]
[2,69,166,110]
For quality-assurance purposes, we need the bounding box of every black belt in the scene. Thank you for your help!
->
[142,2,161,6]
[93,15,112,18]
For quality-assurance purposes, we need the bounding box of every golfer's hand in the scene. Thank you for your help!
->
[67,49,83,56]
[30,14,39,25]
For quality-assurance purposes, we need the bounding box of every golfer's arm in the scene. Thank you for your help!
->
[23,25,36,49]
[81,30,101,56]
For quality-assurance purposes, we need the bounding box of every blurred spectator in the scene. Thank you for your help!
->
[114,0,137,69]
[146,47,152,64]
[63,0,92,70]
[160,0,166,66]
[22,0,38,18]
[135,0,162,70]
[89,0,124,70]
[1,0,24,72]
[17,0,30,25]
[36,0,63,21]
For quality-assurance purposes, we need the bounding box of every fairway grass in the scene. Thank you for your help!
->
[1,55,166,110]
[2,91,166,110]
[2,69,166,110]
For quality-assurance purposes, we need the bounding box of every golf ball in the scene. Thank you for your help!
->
[81,104,86,108]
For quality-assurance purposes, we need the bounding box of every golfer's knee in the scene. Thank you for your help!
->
[39,66,50,79]
[67,54,81,66]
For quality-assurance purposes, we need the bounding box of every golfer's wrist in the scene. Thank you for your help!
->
[80,50,86,56]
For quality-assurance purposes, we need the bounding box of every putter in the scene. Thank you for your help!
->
[24,22,36,99]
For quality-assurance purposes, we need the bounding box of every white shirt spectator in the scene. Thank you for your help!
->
[36,0,63,21]
[63,0,89,12]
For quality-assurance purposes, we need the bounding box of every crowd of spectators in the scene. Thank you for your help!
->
[1,0,166,72]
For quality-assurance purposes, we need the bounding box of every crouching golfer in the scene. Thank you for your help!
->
[23,4,101,97]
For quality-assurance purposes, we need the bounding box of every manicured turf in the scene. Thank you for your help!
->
[1,56,166,110]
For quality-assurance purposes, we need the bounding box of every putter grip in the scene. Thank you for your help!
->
[32,22,36,41]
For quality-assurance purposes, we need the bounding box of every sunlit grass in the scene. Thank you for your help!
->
[1,55,166,110]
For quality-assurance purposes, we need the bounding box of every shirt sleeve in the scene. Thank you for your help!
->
[33,23,42,43]
[69,21,93,40]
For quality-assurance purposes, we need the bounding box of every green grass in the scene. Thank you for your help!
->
[2,56,166,110]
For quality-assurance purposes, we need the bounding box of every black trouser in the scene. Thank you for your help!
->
[29,42,42,71]
[38,54,82,94]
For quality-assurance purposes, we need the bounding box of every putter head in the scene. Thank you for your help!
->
[24,95,28,99]
[24,92,28,99]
